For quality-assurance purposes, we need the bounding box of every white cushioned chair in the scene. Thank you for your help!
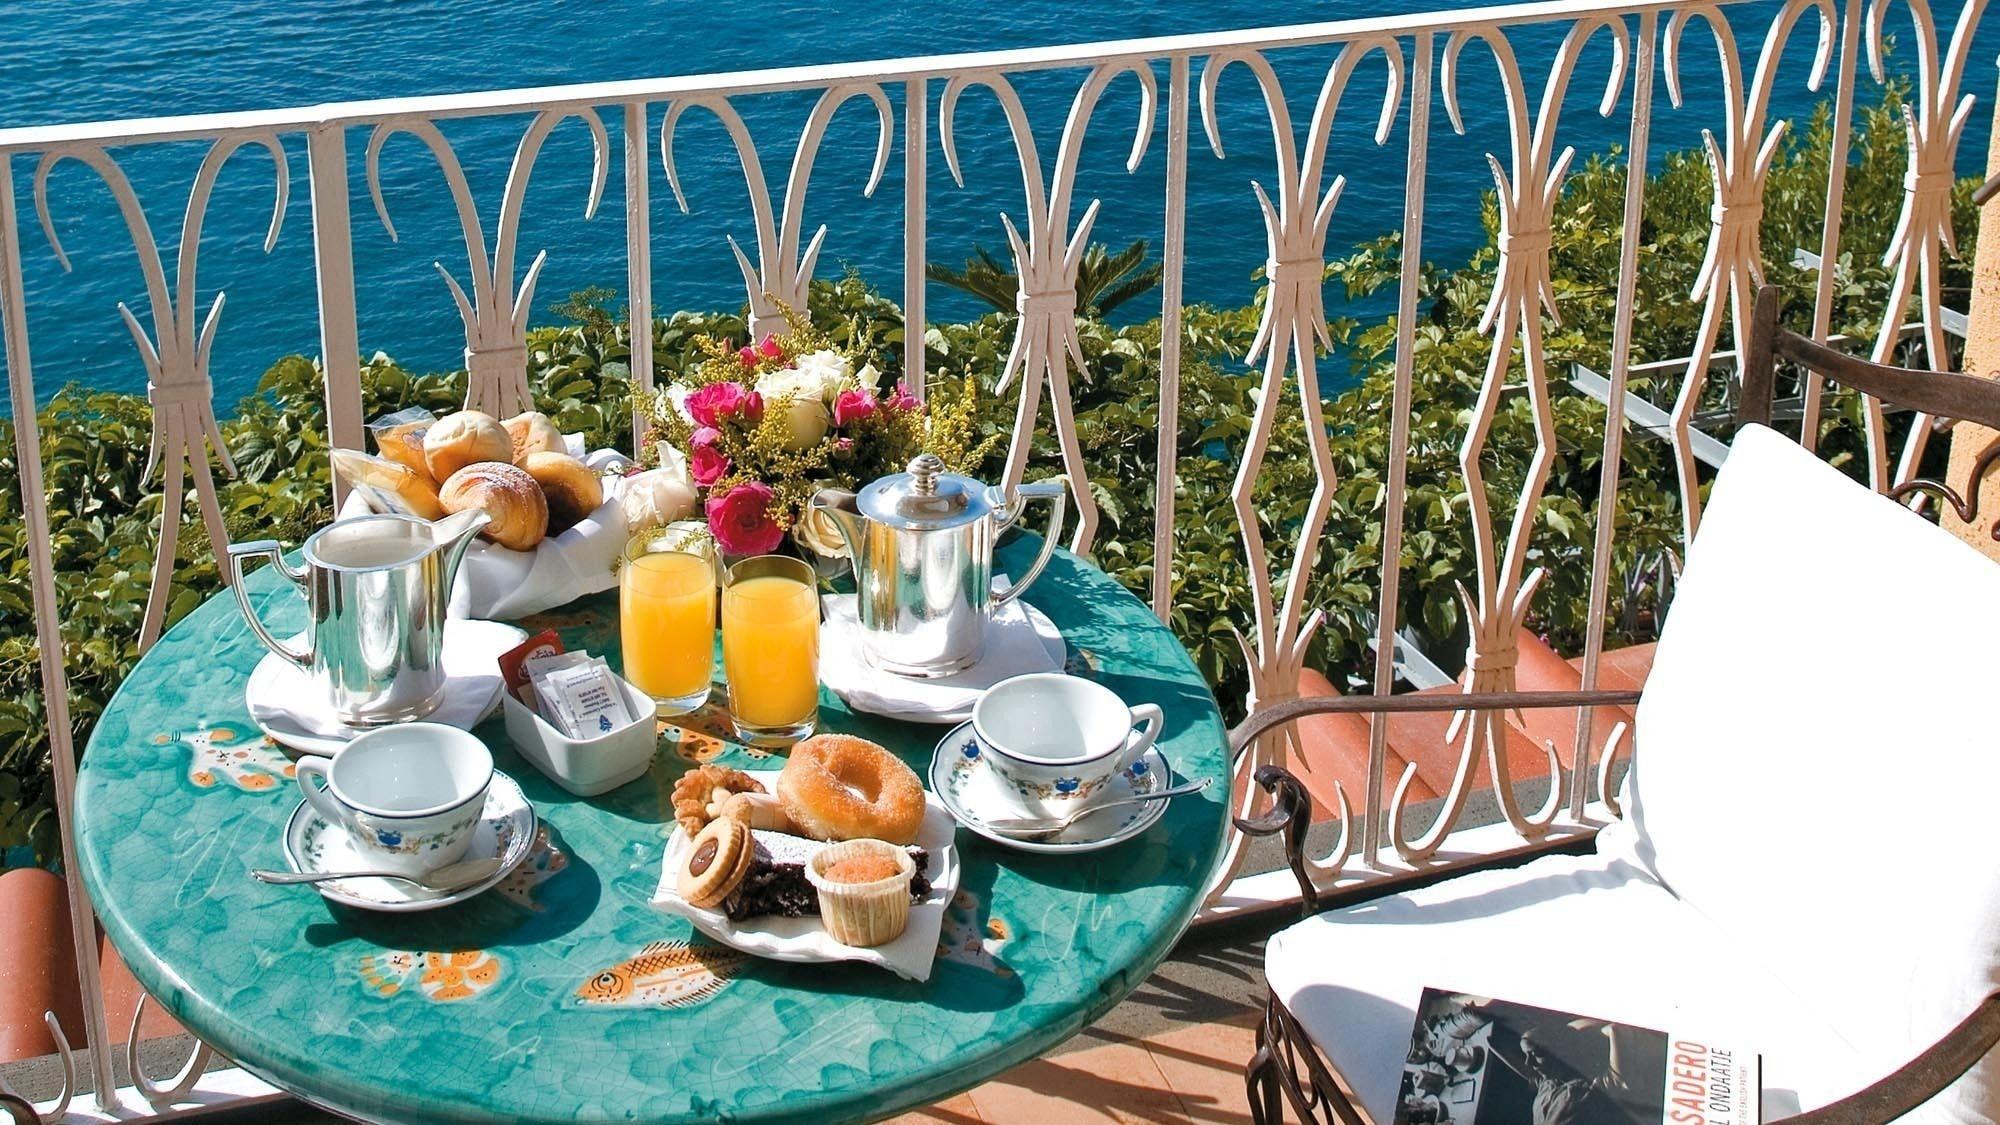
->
[1233,286,2000,1123]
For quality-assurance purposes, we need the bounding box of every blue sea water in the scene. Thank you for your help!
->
[2,0,1996,407]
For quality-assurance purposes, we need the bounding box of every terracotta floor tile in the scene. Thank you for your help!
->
[966,1035,1191,1124]
[885,1091,985,1124]
[1136,1014,1258,1124]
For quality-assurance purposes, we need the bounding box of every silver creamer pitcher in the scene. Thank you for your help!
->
[813,455,1065,677]
[227,510,489,726]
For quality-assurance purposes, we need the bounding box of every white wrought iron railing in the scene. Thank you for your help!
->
[0,0,1991,1117]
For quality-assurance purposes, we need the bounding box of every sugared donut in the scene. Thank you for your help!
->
[777,734,926,845]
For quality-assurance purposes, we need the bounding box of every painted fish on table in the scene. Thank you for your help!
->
[575,940,746,1009]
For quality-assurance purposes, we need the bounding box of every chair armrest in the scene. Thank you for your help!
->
[1232,765,1318,909]
[1226,689,1643,912]
[1785,992,2000,1124]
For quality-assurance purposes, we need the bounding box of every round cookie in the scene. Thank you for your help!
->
[676,817,754,908]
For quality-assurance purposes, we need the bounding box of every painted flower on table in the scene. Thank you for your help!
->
[706,481,786,557]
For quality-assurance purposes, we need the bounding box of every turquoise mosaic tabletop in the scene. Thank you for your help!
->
[74,536,1229,1124]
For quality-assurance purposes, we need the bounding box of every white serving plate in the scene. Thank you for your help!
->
[650,768,960,982]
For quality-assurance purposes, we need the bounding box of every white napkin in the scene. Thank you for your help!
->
[651,771,960,982]
[819,581,1065,724]
[338,446,636,620]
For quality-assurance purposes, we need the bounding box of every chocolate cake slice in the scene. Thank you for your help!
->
[721,830,932,921]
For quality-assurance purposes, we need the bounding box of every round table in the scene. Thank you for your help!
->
[73,537,1229,1123]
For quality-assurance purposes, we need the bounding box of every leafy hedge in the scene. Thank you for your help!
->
[0,86,1970,867]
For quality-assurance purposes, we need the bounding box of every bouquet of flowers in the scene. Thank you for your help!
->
[635,316,999,559]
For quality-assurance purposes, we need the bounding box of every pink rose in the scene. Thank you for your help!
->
[688,427,729,487]
[738,345,758,367]
[757,334,782,360]
[833,389,877,426]
[740,391,765,423]
[706,481,785,556]
[685,382,754,428]
[885,381,920,412]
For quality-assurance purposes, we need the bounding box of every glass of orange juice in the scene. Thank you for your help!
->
[620,533,717,716]
[721,554,820,746]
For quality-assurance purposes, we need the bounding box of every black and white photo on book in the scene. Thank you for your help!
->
[1392,989,1759,1125]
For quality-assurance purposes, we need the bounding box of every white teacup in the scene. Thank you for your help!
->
[295,723,493,877]
[971,673,1164,809]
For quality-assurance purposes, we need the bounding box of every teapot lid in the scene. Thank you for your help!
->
[856,453,994,530]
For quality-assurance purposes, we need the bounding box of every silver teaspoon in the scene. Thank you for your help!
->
[983,778,1212,836]
[252,856,503,893]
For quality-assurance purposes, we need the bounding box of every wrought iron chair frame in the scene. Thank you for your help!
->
[1235,285,2000,1123]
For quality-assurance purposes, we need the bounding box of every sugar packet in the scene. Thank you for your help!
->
[498,629,564,705]
[529,654,635,738]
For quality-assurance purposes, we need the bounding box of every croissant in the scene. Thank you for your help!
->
[439,461,548,550]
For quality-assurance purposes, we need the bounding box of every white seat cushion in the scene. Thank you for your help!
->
[1266,846,1865,1124]
[1610,423,2000,1120]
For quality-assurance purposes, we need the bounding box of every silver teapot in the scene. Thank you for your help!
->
[227,509,489,725]
[813,455,1065,677]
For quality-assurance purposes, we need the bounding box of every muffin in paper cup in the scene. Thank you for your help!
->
[804,839,916,947]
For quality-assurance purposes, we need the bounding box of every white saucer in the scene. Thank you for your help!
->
[929,720,1170,854]
[246,618,525,756]
[280,769,536,912]
[650,768,962,982]
[821,598,1065,724]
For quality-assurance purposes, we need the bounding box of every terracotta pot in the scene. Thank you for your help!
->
[0,868,82,1063]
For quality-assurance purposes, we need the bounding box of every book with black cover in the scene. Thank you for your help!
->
[1391,989,1759,1125]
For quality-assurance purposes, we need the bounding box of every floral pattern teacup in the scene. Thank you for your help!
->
[971,673,1163,812]
[295,723,492,878]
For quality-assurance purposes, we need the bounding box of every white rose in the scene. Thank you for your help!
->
[755,368,832,450]
[792,349,851,390]
[792,504,852,560]
[854,362,882,393]
[664,382,695,423]
[618,468,698,532]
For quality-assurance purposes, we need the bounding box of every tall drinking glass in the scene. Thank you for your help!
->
[620,534,716,716]
[721,555,820,746]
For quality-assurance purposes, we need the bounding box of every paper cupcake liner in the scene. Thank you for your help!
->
[805,839,916,948]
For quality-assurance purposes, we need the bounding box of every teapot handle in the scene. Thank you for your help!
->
[993,478,1067,608]
[226,540,312,671]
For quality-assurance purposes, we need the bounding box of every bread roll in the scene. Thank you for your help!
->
[374,419,435,482]
[424,411,513,483]
[330,449,445,520]
[521,451,604,535]
[503,411,565,463]
[439,461,548,550]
